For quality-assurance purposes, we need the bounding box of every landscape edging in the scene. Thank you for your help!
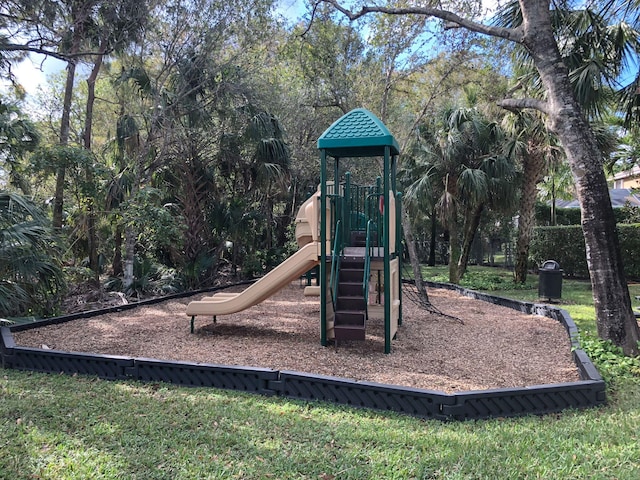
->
[0,282,606,421]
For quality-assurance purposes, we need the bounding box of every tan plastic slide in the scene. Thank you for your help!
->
[186,190,322,319]
[185,242,320,317]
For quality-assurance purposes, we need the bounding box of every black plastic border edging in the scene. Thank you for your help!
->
[0,282,606,421]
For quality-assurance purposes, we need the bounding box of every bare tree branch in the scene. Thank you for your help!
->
[299,1,320,37]
[2,43,116,62]
[320,0,524,43]
[1,43,71,62]
[498,97,549,115]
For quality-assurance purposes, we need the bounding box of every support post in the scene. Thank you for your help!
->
[384,146,391,354]
[344,172,351,245]
[396,191,403,326]
[320,150,327,346]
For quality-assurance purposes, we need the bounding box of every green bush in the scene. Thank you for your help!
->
[618,224,640,279]
[578,332,640,382]
[534,203,582,225]
[530,225,588,277]
[530,224,640,279]
[535,203,640,225]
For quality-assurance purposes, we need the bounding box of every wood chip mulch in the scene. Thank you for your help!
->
[13,283,580,393]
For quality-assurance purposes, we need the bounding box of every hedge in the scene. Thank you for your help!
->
[534,203,639,226]
[530,224,640,280]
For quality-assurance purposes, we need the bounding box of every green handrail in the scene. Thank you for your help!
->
[363,220,373,313]
[329,219,342,310]
[365,192,382,246]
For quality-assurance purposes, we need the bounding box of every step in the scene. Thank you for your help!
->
[334,324,366,341]
[339,268,364,282]
[338,282,362,297]
[349,231,377,248]
[341,257,365,265]
[334,310,365,326]
[336,295,366,311]
[334,310,366,342]
[350,231,368,247]
[341,257,365,266]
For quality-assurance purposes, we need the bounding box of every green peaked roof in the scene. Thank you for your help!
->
[317,108,400,157]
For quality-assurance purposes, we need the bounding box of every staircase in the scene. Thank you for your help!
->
[334,255,367,341]
[333,230,372,342]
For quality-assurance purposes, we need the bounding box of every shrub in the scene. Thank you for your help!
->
[578,332,640,382]
[0,192,66,317]
[530,226,588,277]
[530,224,640,280]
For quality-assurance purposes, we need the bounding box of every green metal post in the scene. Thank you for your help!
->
[397,191,403,326]
[391,155,397,196]
[320,150,327,346]
[331,157,344,240]
[344,172,351,246]
[376,176,382,245]
[383,147,391,354]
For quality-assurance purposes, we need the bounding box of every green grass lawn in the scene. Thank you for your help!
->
[2,266,640,479]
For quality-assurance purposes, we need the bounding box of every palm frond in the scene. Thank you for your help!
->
[0,191,65,317]
[115,66,155,96]
[457,168,489,206]
[436,189,457,227]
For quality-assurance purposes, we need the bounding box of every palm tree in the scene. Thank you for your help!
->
[494,0,639,121]
[0,192,65,318]
[537,160,575,225]
[495,0,639,285]
[246,110,291,251]
[405,101,516,283]
[502,109,564,283]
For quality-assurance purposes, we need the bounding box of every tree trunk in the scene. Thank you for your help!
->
[428,206,437,266]
[53,5,85,230]
[401,209,429,303]
[266,193,274,251]
[182,162,206,269]
[53,60,77,230]
[123,225,135,292]
[113,222,123,277]
[520,0,640,354]
[550,173,557,226]
[83,44,106,283]
[514,146,546,283]
[448,220,460,284]
[457,203,484,280]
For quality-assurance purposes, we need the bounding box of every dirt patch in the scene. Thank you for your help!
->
[13,283,579,393]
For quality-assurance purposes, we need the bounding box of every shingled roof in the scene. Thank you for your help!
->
[555,188,640,208]
[317,108,400,158]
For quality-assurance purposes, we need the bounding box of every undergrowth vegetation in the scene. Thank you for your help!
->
[578,334,640,382]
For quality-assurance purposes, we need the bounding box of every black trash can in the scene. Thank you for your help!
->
[538,260,563,300]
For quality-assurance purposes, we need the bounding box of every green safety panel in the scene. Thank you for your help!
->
[317,108,400,158]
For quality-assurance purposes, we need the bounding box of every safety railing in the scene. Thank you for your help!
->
[363,220,373,312]
[365,191,382,247]
[327,193,345,247]
[329,219,342,310]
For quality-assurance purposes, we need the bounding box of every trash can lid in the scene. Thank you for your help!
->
[541,260,561,270]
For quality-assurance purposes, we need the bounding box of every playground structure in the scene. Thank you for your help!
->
[1,109,605,421]
[186,108,403,353]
